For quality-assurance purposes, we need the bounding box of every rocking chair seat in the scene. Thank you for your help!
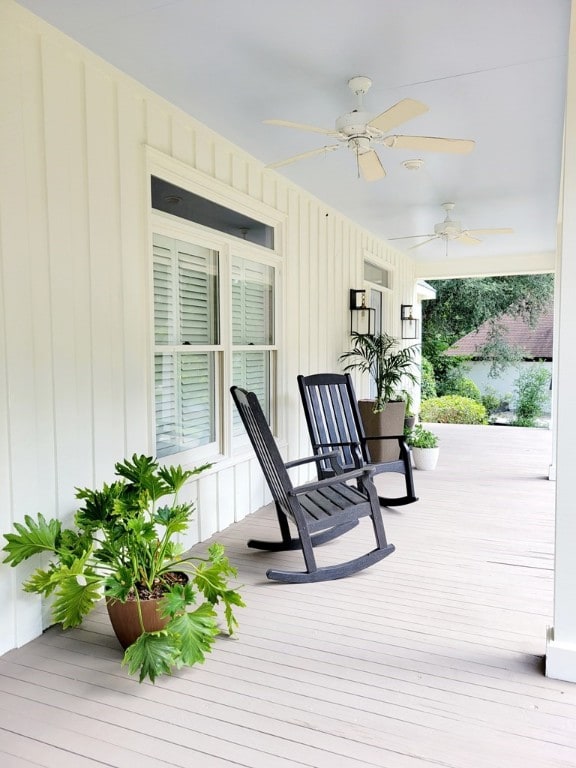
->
[231,386,395,583]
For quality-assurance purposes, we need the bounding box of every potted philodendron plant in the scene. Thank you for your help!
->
[339,331,419,462]
[2,454,244,683]
[406,424,440,470]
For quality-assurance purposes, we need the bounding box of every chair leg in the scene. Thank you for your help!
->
[377,448,419,507]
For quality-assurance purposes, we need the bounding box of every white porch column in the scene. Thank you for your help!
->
[545,0,576,682]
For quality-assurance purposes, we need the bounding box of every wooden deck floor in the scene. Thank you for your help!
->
[2,423,575,768]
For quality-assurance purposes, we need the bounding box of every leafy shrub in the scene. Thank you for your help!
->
[481,386,510,417]
[420,395,488,424]
[420,356,437,400]
[435,357,470,397]
[449,376,482,402]
[511,366,551,427]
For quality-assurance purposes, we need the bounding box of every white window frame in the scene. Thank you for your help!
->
[146,149,284,465]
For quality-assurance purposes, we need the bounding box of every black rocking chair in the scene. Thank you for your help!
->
[230,386,395,583]
[297,372,418,507]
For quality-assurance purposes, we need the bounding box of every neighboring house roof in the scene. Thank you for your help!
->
[444,305,554,360]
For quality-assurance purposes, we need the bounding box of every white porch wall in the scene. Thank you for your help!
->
[0,1,417,653]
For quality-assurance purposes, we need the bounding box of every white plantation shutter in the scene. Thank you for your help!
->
[153,234,218,458]
[179,248,218,344]
[231,257,274,438]
[232,259,273,345]
[153,245,174,345]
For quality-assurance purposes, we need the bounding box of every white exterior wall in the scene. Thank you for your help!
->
[458,361,553,414]
[0,2,417,653]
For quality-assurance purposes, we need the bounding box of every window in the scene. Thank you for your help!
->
[153,234,220,458]
[364,261,391,289]
[231,257,275,440]
[152,232,278,461]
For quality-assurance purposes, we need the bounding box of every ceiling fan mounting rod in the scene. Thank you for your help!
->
[348,75,372,109]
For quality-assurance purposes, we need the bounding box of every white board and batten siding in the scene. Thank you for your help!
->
[0,1,417,653]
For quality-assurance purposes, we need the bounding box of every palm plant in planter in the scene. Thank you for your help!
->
[2,454,244,682]
[339,331,419,461]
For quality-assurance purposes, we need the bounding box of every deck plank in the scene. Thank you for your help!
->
[2,424,576,767]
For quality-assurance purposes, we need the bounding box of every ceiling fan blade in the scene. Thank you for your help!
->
[409,236,439,250]
[388,233,435,241]
[263,118,337,136]
[358,150,386,181]
[265,144,341,169]
[464,227,514,236]
[368,98,429,133]
[383,135,475,153]
[455,233,482,245]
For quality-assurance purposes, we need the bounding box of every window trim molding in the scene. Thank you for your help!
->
[145,146,286,231]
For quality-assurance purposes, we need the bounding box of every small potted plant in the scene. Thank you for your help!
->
[2,454,244,682]
[406,424,440,470]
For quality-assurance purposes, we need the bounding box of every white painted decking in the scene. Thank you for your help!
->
[1,423,575,768]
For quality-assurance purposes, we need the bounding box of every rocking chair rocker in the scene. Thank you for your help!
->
[231,386,395,583]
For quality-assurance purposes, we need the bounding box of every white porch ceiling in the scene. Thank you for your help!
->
[16,0,571,269]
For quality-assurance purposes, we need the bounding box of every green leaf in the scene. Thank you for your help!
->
[166,603,219,667]
[194,550,238,605]
[51,568,102,628]
[158,583,196,618]
[104,567,137,601]
[157,462,211,494]
[115,454,169,502]
[2,514,62,566]
[122,631,179,683]
[74,482,126,531]
[22,566,59,597]
[222,589,246,635]
[154,504,193,533]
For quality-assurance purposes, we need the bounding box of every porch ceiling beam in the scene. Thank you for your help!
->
[415,250,555,280]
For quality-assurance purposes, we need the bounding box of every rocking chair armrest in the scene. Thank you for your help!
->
[361,434,407,443]
[290,466,375,496]
[314,440,361,449]
[284,451,340,469]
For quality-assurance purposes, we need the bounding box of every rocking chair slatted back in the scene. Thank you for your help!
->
[298,372,418,507]
[300,372,366,474]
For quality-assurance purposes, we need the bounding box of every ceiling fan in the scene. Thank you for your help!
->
[389,202,515,249]
[263,76,475,181]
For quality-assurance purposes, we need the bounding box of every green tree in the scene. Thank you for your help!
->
[422,274,554,387]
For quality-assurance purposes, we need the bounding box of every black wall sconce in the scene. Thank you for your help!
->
[349,289,375,335]
[401,304,419,339]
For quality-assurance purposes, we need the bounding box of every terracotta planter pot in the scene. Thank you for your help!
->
[106,572,187,649]
[106,594,170,649]
[358,399,406,463]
